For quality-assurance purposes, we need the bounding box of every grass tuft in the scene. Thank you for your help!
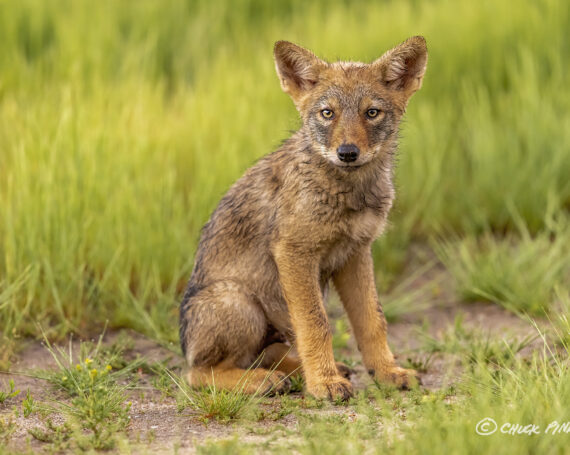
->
[0,379,20,404]
[29,330,135,450]
[420,314,537,366]
[436,217,570,315]
[167,368,266,423]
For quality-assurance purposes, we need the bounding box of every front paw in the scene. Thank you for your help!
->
[371,365,420,390]
[307,376,353,402]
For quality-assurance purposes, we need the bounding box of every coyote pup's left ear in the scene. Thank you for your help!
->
[373,36,428,97]
[274,41,326,103]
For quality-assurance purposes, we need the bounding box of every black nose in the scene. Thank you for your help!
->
[337,144,360,163]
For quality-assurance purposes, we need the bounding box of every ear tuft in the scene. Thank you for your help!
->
[274,41,326,98]
[375,36,428,94]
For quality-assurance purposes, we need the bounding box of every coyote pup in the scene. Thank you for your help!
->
[180,37,428,400]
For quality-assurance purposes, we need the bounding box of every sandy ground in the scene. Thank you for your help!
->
[0,299,540,454]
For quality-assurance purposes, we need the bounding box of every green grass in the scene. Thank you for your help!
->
[0,0,568,344]
[419,314,537,366]
[28,333,136,451]
[552,287,570,347]
[28,419,73,452]
[21,390,35,418]
[0,379,19,404]
[436,215,570,315]
[0,416,17,445]
[195,314,570,454]
[168,368,265,423]
[33,329,142,396]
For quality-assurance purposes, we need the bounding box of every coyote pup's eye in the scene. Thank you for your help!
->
[366,109,380,118]
[321,109,334,119]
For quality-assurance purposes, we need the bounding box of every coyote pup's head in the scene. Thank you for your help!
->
[274,37,427,169]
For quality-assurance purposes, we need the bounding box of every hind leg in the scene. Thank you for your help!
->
[260,343,354,379]
[188,361,290,395]
[180,280,290,395]
[259,343,302,375]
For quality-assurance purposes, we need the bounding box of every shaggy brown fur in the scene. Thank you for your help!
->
[180,36,428,400]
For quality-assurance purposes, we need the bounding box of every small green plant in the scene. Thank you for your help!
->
[29,419,73,451]
[96,331,136,370]
[32,330,134,450]
[168,369,265,422]
[34,329,142,396]
[22,390,35,417]
[0,416,16,444]
[0,379,20,404]
[55,361,132,449]
[288,373,305,393]
[402,352,435,373]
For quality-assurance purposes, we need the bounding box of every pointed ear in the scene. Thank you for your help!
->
[274,41,326,101]
[373,36,428,96]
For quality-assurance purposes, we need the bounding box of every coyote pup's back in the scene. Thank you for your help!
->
[180,37,428,400]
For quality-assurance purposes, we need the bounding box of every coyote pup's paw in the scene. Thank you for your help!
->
[373,365,421,390]
[261,371,292,396]
[307,376,353,402]
[336,362,355,379]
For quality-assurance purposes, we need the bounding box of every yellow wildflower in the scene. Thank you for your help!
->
[422,394,437,403]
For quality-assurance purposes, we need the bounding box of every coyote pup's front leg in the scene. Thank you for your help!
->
[274,243,353,401]
[333,245,419,389]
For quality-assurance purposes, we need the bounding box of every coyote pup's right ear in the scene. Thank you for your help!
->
[373,36,428,98]
[274,41,326,103]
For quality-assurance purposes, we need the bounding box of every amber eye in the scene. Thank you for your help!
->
[366,108,380,118]
[321,109,334,119]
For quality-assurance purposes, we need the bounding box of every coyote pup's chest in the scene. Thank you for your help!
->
[301,175,394,243]
[349,207,389,242]
[317,207,387,276]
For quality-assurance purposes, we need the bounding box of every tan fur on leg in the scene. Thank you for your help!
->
[259,343,302,375]
[333,245,419,389]
[273,245,353,401]
[187,363,291,396]
[260,343,353,379]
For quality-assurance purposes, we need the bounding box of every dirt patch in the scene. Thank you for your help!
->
[0,301,541,454]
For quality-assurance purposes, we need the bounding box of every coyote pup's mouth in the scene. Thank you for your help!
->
[337,163,364,171]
